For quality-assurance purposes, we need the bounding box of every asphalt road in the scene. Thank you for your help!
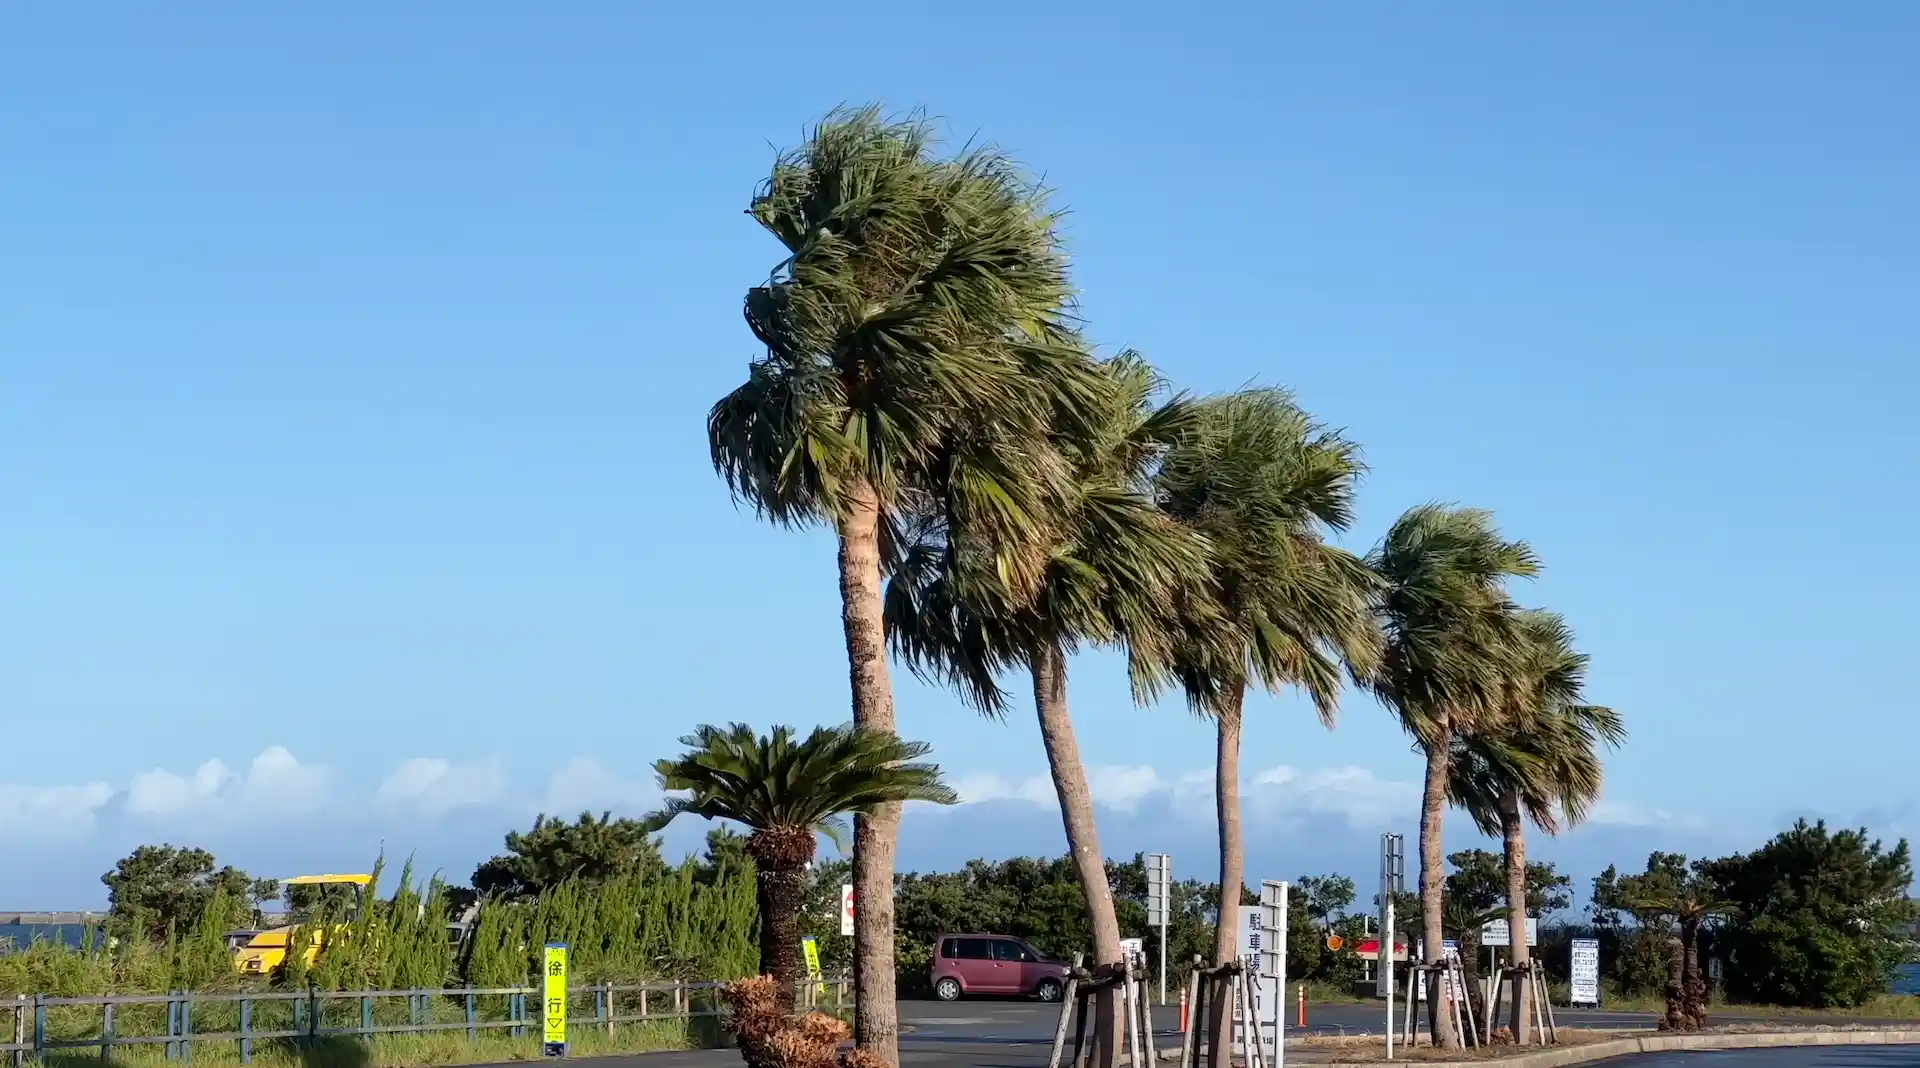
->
[499,998,1917,1068]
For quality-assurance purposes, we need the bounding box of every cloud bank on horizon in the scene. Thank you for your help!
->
[2,745,1749,908]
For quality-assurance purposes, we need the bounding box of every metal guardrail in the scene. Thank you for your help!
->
[2,978,851,1065]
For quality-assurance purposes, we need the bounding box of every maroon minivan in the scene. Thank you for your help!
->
[930,934,1069,1002]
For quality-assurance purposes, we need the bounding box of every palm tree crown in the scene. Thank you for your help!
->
[649,723,958,850]
[648,722,956,1017]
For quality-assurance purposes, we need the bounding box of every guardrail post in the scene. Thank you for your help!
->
[241,998,253,1064]
[182,991,194,1063]
[638,987,648,1021]
[31,997,44,1061]
[12,994,24,1068]
[104,1001,117,1057]
[510,992,522,1039]
[604,982,614,1036]
[307,985,319,1048]
[673,982,684,1020]
[465,991,476,1041]
[166,992,179,1060]
[409,991,423,1028]
[293,994,306,1048]
[362,994,373,1038]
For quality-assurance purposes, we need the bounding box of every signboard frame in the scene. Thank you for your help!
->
[542,942,568,1058]
[1569,937,1602,1007]
[1479,918,1540,948]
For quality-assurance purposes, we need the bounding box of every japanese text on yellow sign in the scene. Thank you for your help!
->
[801,936,824,994]
[543,943,568,1051]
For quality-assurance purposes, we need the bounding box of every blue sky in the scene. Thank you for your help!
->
[4,3,1916,906]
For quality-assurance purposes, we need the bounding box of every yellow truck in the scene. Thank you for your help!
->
[232,873,372,975]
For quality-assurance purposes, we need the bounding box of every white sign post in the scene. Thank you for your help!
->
[839,884,854,938]
[1478,918,1538,947]
[1569,938,1601,1007]
[1235,883,1287,1066]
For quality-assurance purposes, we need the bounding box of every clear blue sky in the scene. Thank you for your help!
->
[4,3,1916,904]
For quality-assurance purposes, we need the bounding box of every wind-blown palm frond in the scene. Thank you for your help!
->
[1365,504,1540,740]
[1142,388,1381,718]
[885,350,1213,714]
[709,106,1101,563]
[1448,610,1625,835]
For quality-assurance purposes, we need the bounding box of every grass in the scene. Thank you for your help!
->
[33,1020,708,1068]
[1589,993,1920,1019]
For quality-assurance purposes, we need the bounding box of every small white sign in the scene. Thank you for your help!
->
[1120,937,1145,970]
[839,884,854,937]
[1479,918,1539,948]
[1570,938,1601,1005]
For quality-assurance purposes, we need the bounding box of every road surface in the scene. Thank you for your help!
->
[501,997,1920,1068]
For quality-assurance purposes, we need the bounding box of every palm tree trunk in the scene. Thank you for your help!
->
[1661,935,1685,1031]
[838,475,902,1067]
[1499,790,1530,1044]
[1681,919,1706,1030]
[1207,688,1246,1068]
[1419,711,1459,1049]
[757,861,808,1017]
[1032,641,1124,1068]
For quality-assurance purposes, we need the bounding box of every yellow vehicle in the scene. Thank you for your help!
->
[232,873,372,975]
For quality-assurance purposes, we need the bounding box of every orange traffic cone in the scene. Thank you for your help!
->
[1179,988,1189,1033]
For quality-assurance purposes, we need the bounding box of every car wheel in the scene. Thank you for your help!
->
[1035,978,1064,1002]
[934,977,963,1002]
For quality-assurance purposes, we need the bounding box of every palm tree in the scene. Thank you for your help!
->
[886,352,1208,1068]
[1449,610,1624,1042]
[646,723,958,1016]
[1366,505,1537,1049]
[1622,866,1733,1032]
[707,106,1098,1063]
[1144,389,1381,1064]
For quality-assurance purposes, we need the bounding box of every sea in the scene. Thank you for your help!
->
[1897,963,1920,996]
[0,923,105,952]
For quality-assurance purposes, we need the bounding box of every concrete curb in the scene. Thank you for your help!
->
[1301,1029,1920,1068]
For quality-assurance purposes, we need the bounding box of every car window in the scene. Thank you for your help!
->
[955,938,992,960]
[992,939,1031,962]
[940,938,960,960]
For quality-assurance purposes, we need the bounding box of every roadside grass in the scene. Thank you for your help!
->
[34,1020,713,1068]
[1588,993,1920,1019]
[1293,1028,1626,1062]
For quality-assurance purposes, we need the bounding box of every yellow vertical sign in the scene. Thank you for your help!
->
[542,943,568,1057]
[802,935,824,994]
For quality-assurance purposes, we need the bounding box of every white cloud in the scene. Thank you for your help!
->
[948,761,1419,831]
[123,746,331,820]
[0,781,114,834]
[377,758,509,814]
[540,758,658,817]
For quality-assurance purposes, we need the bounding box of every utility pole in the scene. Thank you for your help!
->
[1376,833,1404,998]
[1146,853,1172,1005]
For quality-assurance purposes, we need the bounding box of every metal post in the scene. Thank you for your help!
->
[240,999,252,1064]
[182,992,194,1063]
[1384,901,1394,1060]
[362,995,373,1037]
[307,986,319,1048]
[166,993,178,1061]
[32,997,45,1061]
[466,991,477,1040]
[14,994,26,1068]
[104,1001,117,1058]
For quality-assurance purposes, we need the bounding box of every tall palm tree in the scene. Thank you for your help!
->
[886,352,1209,1068]
[1144,389,1381,1064]
[1366,505,1537,1049]
[707,107,1098,1063]
[1449,610,1623,1042]
[646,723,958,1016]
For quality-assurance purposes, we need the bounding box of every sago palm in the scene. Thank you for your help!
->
[1366,504,1536,1049]
[1448,609,1622,1042]
[646,723,957,1016]
[706,106,1097,1062]
[886,352,1208,1067]
[1143,388,1381,1064]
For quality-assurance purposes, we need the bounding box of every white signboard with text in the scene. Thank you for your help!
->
[1570,938,1601,1006]
[1480,918,1539,948]
[839,884,854,937]
[1233,893,1284,1061]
